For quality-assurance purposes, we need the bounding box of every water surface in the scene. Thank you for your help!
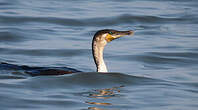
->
[0,0,198,110]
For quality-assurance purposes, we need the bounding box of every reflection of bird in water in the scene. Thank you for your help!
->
[86,86,124,110]
[89,85,124,98]
[0,29,133,76]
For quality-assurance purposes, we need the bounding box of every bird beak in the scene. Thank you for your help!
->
[106,30,134,42]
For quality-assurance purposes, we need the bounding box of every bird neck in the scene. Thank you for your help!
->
[92,40,108,72]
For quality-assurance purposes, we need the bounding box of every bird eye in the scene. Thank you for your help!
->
[109,31,113,35]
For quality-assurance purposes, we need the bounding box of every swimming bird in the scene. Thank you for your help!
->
[0,29,133,76]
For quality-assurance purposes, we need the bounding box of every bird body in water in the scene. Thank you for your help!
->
[0,29,133,76]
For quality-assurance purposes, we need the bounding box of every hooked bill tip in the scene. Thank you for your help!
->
[128,30,134,35]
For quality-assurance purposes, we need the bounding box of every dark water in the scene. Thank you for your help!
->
[0,0,198,110]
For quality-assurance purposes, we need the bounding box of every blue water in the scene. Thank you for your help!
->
[0,0,198,110]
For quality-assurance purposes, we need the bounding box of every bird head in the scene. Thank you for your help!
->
[93,29,134,47]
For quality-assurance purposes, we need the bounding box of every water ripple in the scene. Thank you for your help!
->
[0,14,195,27]
[0,31,26,42]
[0,0,198,109]
[0,48,88,57]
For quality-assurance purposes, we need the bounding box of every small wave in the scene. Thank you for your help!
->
[0,62,165,89]
[0,31,26,42]
[12,72,163,90]
[114,51,198,68]
[0,14,190,27]
[0,75,26,80]
[0,15,85,26]
[0,48,89,57]
[135,52,198,67]
[149,52,198,59]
